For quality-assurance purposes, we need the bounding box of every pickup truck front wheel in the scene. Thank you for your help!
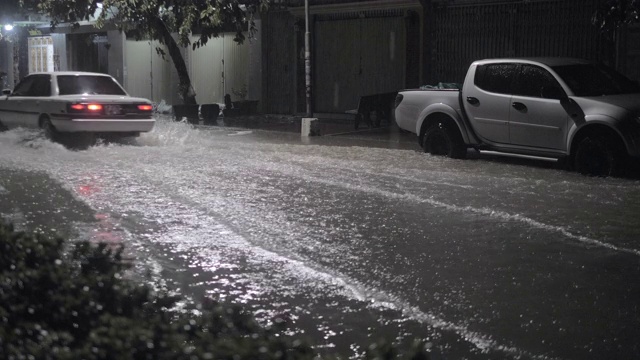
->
[423,122,467,159]
[573,134,624,177]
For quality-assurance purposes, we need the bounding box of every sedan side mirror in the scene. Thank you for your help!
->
[2,89,11,95]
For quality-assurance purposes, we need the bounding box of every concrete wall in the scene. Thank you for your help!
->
[123,39,174,103]
[0,40,13,89]
[107,30,124,84]
[123,32,255,106]
[188,33,252,105]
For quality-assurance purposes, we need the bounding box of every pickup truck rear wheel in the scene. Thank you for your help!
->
[573,134,624,177]
[423,122,467,159]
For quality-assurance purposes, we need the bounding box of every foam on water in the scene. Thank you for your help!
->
[1,116,636,359]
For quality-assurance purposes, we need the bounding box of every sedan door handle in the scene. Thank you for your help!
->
[466,97,479,105]
[512,102,527,112]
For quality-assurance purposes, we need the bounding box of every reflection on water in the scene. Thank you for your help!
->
[1,116,640,359]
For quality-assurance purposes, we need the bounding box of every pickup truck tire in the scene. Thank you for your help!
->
[573,134,624,177]
[423,122,467,159]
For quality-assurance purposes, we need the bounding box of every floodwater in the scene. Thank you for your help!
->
[1,117,640,359]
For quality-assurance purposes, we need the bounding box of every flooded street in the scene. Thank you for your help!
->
[1,118,640,359]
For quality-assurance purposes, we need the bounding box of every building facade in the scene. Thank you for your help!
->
[0,21,259,107]
[262,0,636,116]
[1,0,638,115]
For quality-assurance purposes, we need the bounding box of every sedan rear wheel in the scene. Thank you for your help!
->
[41,118,58,141]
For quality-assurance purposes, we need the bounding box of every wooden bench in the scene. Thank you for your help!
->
[346,91,398,130]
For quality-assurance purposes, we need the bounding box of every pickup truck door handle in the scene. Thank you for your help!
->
[466,97,479,105]
[512,102,527,112]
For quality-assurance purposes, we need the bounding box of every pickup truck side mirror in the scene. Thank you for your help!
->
[541,86,565,100]
[2,89,11,95]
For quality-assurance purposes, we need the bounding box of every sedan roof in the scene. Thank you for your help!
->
[28,71,114,77]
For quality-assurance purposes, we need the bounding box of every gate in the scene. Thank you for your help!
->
[431,0,612,83]
[314,11,406,113]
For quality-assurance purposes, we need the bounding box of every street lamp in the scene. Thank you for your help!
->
[4,24,14,31]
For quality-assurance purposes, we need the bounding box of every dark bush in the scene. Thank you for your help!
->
[0,222,431,359]
[0,222,314,359]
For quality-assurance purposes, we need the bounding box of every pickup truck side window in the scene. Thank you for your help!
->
[474,64,518,94]
[513,65,565,99]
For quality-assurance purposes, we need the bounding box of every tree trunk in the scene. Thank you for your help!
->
[153,16,197,105]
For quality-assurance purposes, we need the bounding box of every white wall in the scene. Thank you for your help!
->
[0,40,13,89]
[123,38,174,103]
[123,33,255,106]
[189,33,251,104]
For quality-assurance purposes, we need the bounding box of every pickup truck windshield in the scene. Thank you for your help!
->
[57,75,127,96]
[552,64,640,96]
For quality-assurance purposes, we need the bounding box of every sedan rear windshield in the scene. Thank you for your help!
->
[552,64,640,96]
[57,75,127,96]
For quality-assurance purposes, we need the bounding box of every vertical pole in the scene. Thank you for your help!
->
[305,0,311,117]
[420,0,432,85]
[222,34,226,98]
[149,41,153,101]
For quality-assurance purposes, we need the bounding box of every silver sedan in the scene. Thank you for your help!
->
[0,71,155,143]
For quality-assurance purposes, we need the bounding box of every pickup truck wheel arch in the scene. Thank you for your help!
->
[571,127,626,177]
[422,119,467,159]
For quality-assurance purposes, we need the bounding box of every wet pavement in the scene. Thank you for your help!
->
[1,117,640,359]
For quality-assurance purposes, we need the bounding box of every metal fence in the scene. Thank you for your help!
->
[430,0,612,83]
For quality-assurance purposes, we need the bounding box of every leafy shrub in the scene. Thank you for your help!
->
[0,222,314,359]
[0,222,431,359]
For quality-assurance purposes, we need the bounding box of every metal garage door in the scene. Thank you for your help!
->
[314,12,406,113]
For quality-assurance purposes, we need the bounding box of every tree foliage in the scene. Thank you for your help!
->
[593,0,640,34]
[31,0,269,104]
[0,221,315,359]
[0,221,434,359]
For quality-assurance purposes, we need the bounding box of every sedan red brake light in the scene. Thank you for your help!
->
[137,104,153,111]
[69,103,104,113]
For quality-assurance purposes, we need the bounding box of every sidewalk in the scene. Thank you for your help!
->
[207,113,417,145]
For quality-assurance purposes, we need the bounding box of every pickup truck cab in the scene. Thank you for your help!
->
[395,58,640,176]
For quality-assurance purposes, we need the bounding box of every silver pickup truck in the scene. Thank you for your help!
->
[394,58,640,176]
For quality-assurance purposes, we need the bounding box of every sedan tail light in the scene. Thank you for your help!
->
[67,103,153,115]
[68,103,104,113]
